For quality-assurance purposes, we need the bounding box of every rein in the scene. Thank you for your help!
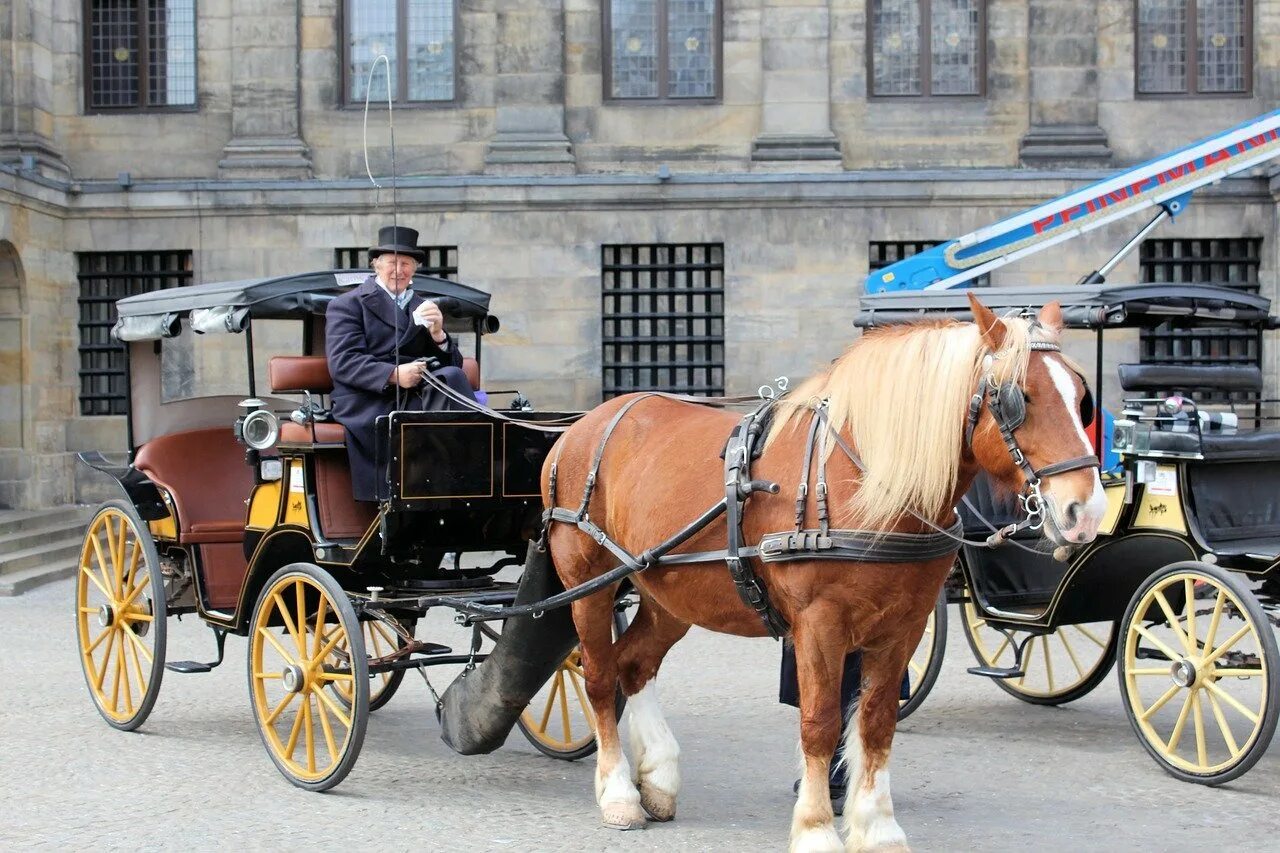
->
[425,340,1100,638]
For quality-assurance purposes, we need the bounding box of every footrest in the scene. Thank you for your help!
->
[967,665,1026,679]
[165,660,215,674]
[407,640,453,656]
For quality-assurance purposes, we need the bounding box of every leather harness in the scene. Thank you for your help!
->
[537,341,1100,640]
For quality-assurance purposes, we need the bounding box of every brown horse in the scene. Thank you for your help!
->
[542,295,1106,852]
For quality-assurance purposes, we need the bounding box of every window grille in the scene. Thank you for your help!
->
[1136,0,1250,96]
[869,0,983,97]
[602,244,724,398]
[346,0,458,104]
[85,0,196,110]
[77,251,192,416]
[1139,238,1262,401]
[868,240,989,286]
[333,246,458,280]
[605,0,720,101]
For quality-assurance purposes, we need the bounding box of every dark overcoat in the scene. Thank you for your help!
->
[326,277,462,501]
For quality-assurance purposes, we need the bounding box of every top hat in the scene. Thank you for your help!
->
[368,225,426,262]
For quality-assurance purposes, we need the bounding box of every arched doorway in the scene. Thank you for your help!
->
[0,240,26,453]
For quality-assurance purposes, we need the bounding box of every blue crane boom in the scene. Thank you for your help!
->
[865,109,1280,293]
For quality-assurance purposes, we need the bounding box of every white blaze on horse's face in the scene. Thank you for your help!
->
[1040,355,1107,544]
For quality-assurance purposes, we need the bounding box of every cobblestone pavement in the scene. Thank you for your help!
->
[3,574,1279,852]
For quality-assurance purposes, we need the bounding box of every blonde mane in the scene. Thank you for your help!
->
[768,315,1042,530]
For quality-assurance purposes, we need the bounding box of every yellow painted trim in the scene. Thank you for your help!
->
[146,489,178,540]
[1097,480,1126,537]
[247,481,283,531]
[1132,465,1187,533]
[283,461,309,527]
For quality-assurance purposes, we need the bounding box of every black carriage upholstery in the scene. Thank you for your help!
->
[1117,363,1263,394]
[958,473,1067,611]
[1118,362,1280,461]
[1186,461,1280,559]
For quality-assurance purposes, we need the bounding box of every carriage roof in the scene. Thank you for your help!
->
[855,283,1275,330]
[112,269,495,341]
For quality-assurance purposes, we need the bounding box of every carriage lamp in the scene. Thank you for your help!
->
[1111,418,1151,456]
[234,398,280,451]
[240,410,280,450]
[1112,418,1137,454]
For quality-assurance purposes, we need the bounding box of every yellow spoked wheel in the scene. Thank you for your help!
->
[248,563,368,792]
[898,587,948,720]
[511,607,630,761]
[75,500,166,732]
[329,617,414,713]
[963,602,1117,705]
[1118,561,1280,785]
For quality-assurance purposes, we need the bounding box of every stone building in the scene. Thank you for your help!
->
[1,0,1278,509]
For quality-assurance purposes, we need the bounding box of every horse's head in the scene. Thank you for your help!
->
[966,293,1107,546]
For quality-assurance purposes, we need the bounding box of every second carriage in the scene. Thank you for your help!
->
[869,282,1280,785]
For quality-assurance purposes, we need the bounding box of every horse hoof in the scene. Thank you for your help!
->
[601,802,647,831]
[640,786,677,822]
[789,825,843,853]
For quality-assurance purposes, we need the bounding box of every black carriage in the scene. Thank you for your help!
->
[861,283,1280,785]
[74,270,606,789]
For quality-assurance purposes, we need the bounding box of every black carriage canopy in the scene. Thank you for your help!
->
[111,270,497,341]
[855,283,1277,330]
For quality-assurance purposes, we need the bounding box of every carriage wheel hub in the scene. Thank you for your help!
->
[97,604,114,628]
[1170,658,1198,688]
[282,664,306,693]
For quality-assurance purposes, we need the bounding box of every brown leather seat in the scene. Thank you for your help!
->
[133,428,252,543]
[133,427,252,610]
[279,420,347,445]
[268,354,481,396]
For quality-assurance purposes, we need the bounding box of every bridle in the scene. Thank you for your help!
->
[964,339,1099,537]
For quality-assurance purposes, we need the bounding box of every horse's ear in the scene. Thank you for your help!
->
[1038,301,1064,334]
[968,292,1006,350]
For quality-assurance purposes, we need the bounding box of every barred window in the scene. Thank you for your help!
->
[605,0,720,101]
[868,240,989,286]
[870,0,983,97]
[334,246,458,279]
[85,0,197,111]
[1139,238,1262,400]
[1137,0,1250,96]
[346,0,457,104]
[78,251,192,416]
[602,244,724,398]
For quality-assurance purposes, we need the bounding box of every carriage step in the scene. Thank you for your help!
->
[165,660,216,674]
[967,665,1027,679]
[164,628,228,674]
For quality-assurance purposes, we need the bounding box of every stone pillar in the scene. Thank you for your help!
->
[1019,0,1111,167]
[0,1,69,177]
[484,0,574,173]
[750,0,841,169]
[217,0,312,179]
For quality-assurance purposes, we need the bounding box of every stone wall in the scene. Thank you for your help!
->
[2,0,1280,509]
[17,0,1279,180]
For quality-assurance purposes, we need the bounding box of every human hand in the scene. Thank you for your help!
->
[413,299,448,343]
[393,361,426,389]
